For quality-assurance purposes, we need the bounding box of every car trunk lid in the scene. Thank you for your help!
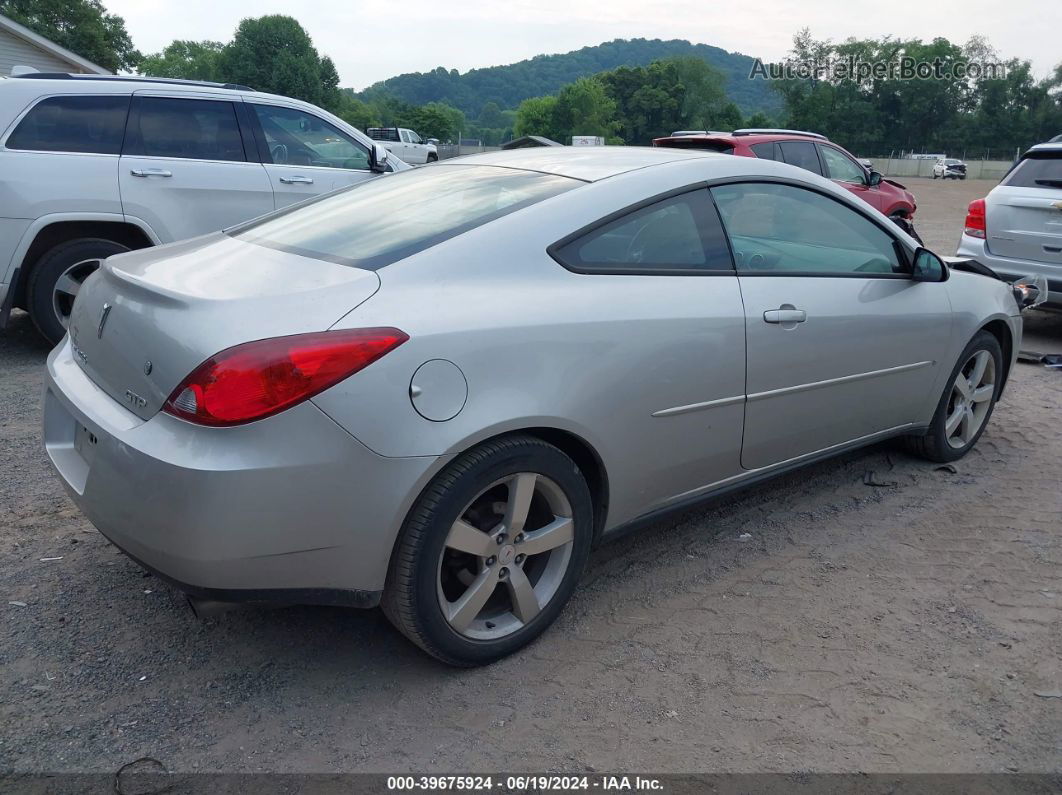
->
[67,233,381,420]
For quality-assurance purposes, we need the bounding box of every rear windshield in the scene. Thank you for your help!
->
[232,165,578,269]
[1003,154,1062,189]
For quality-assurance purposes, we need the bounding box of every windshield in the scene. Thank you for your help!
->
[233,165,578,269]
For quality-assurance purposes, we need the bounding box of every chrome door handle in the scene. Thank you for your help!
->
[279,176,314,184]
[763,308,807,324]
[130,168,172,178]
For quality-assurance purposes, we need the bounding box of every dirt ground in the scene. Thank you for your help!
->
[1,177,1060,776]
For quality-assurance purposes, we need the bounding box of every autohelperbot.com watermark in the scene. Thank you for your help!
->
[749,56,1008,81]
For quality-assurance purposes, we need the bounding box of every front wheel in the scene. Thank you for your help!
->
[426,153,438,163]
[905,330,1002,462]
[382,435,593,666]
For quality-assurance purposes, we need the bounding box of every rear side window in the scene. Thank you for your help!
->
[750,142,779,160]
[128,97,245,162]
[6,95,129,154]
[551,189,733,274]
[1003,155,1062,189]
[234,165,577,269]
[778,141,823,176]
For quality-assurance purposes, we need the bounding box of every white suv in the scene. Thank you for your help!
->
[957,142,1062,307]
[0,73,407,343]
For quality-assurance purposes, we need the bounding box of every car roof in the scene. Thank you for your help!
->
[1025,142,1062,156]
[443,146,722,182]
[2,73,324,112]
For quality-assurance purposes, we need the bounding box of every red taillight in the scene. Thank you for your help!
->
[163,328,408,427]
[964,198,986,239]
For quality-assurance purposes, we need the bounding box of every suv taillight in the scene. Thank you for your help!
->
[163,328,408,427]
[964,198,987,239]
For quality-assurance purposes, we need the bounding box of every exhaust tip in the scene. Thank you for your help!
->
[187,595,240,619]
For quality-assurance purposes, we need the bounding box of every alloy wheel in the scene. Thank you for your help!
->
[52,258,101,330]
[945,349,996,449]
[436,472,574,640]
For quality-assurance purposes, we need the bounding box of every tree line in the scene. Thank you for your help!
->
[4,2,1060,155]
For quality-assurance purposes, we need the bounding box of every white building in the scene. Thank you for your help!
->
[0,13,110,77]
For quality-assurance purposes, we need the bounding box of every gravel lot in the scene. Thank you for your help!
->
[1,177,1060,776]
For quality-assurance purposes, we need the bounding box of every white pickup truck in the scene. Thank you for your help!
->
[367,127,438,164]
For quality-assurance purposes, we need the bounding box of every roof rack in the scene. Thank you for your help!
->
[732,128,828,141]
[11,73,255,92]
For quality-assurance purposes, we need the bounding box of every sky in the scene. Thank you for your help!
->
[106,0,1060,90]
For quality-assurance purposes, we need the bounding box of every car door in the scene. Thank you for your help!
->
[405,129,427,164]
[118,93,274,243]
[710,181,952,470]
[549,187,747,510]
[819,144,883,212]
[246,102,377,208]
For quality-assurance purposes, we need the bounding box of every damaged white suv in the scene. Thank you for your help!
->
[0,72,405,343]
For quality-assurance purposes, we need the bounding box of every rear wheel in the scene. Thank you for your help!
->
[27,238,129,345]
[905,331,1002,462]
[382,435,592,666]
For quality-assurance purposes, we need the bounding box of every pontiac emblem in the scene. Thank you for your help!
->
[97,303,112,339]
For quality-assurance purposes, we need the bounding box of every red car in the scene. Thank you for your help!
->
[654,129,919,235]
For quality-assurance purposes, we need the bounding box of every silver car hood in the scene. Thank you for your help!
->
[67,233,381,420]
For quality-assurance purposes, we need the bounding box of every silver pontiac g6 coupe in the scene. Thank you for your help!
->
[44,148,1040,665]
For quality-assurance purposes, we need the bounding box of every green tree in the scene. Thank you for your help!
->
[334,94,379,132]
[514,95,559,139]
[667,56,726,129]
[600,61,685,143]
[551,76,617,141]
[217,15,338,110]
[0,0,140,72]
[139,40,224,82]
[398,102,464,141]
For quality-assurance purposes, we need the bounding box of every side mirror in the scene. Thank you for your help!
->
[369,143,390,173]
[1012,274,1048,311]
[867,170,883,187]
[911,247,947,282]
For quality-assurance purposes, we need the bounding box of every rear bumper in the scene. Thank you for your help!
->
[43,338,439,600]
[956,235,1062,307]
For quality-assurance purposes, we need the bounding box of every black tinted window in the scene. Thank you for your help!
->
[6,95,128,154]
[778,141,823,175]
[750,142,779,160]
[553,190,733,273]
[1004,155,1062,189]
[131,98,245,162]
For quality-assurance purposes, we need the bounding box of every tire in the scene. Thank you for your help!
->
[382,435,593,666]
[27,238,129,345]
[905,330,1003,463]
[427,153,438,163]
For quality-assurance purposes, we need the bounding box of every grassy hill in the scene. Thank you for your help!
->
[354,38,781,117]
